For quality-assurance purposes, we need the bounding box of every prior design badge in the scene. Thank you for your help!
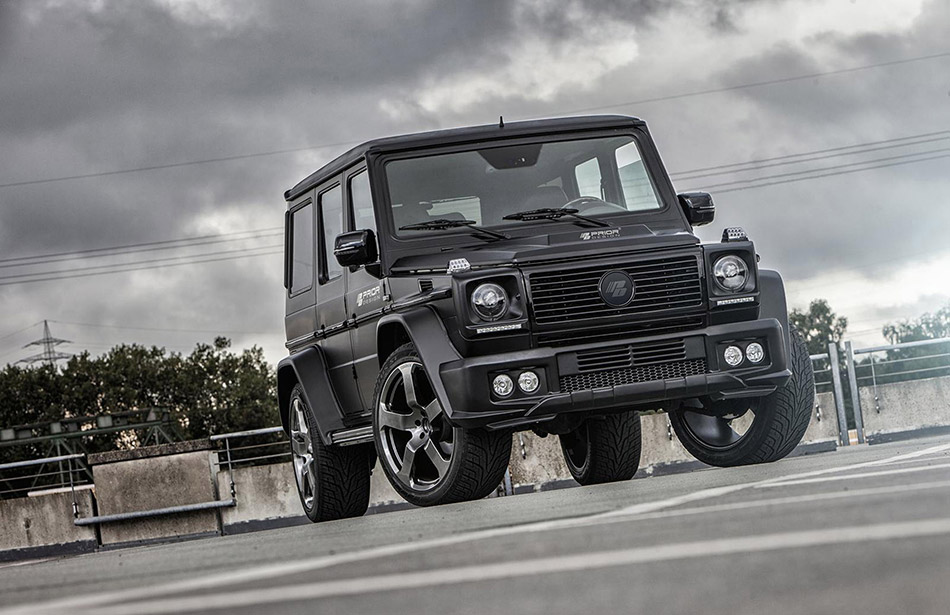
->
[598,270,635,307]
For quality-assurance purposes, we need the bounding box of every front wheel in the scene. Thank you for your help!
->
[669,326,815,467]
[559,410,642,485]
[373,344,512,507]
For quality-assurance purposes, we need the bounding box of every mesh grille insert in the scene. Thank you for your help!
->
[559,359,707,393]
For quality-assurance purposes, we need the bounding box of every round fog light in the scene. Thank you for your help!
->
[723,345,744,367]
[518,371,540,393]
[492,374,514,397]
[746,342,765,364]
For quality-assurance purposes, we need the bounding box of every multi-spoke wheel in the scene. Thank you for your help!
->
[560,410,642,485]
[669,325,815,467]
[288,385,371,522]
[373,343,512,507]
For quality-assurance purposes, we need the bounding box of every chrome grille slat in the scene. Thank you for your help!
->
[528,255,703,328]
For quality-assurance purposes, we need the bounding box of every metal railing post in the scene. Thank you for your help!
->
[844,341,866,444]
[828,342,849,446]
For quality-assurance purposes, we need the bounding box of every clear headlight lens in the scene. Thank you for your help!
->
[723,345,744,367]
[746,342,765,364]
[713,255,748,292]
[471,283,509,321]
[492,374,514,397]
[518,371,540,394]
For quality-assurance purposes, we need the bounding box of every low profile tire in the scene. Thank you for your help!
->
[289,385,371,522]
[559,410,642,485]
[373,343,512,507]
[669,325,815,467]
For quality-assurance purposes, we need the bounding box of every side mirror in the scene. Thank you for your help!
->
[677,192,715,227]
[334,229,378,268]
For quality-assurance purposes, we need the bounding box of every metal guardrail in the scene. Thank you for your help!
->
[210,426,290,501]
[0,453,92,500]
[849,337,950,417]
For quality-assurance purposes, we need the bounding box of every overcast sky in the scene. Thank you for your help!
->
[1,0,948,366]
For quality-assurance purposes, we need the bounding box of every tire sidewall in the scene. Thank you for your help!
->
[372,344,469,506]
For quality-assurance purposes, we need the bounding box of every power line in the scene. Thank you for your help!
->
[557,50,950,116]
[670,129,950,176]
[52,320,279,336]
[0,321,42,344]
[3,50,949,192]
[0,227,281,266]
[671,132,950,181]
[713,149,950,194]
[0,244,282,282]
[0,248,282,286]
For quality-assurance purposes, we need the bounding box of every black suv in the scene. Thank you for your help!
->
[278,115,814,522]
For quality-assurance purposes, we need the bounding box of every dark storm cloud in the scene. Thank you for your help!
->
[0,0,947,363]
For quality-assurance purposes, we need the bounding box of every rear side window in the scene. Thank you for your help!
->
[349,170,377,234]
[290,203,313,294]
[574,157,603,199]
[319,184,343,282]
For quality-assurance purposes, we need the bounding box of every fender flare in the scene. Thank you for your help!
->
[758,269,791,356]
[377,306,462,419]
[276,346,346,445]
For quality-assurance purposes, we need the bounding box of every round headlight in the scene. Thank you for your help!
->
[492,374,514,397]
[723,345,744,367]
[471,283,509,321]
[518,371,540,394]
[746,342,765,364]
[713,255,748,292]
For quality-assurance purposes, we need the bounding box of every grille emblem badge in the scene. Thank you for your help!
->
[599,271,635,307]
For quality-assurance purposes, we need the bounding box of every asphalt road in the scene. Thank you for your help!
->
[3,436,950,615]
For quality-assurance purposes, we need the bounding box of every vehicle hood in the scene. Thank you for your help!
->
[389,223,700,274]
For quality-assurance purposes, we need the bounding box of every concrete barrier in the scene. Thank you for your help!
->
[0,490,97,561]
[860,375,950,443]
[217,460,406,532]
[88,441,221,546]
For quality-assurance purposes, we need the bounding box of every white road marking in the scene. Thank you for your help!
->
[758,462,950,488]
[0,558,53,570]
[577,480,950,527]
[77,517,950,614]
[6,441,950,615]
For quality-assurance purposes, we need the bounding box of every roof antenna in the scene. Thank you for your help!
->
[499,115,504,128]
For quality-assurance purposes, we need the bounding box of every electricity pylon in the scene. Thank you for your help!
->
[17,320,72,367]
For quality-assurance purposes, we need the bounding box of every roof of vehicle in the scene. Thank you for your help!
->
[284,114,645,201]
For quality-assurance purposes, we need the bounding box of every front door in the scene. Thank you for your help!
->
[315,180,363,416]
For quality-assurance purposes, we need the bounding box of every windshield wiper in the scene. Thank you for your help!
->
[399,219,509,242]
[502,207,611,228]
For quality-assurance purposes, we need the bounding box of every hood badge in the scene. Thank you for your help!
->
[599,271,635,307]
[580,228,620,241]
[447,258,471,274]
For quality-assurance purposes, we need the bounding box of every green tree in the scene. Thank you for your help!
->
[0,338,278,463]
[789,299,849,356]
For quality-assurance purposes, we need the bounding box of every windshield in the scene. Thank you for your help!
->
[385,135,663,237]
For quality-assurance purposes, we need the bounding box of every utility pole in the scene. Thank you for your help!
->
[17,320,72,368]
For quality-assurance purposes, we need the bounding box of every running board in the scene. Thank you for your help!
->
[330,425,374,446]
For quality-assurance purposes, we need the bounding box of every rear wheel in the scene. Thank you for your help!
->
[669,326,814,467]
[373,343,512,507]
[559,410,642,485]
[289,385,371,522]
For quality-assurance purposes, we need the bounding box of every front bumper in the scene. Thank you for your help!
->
[440,318,790,430]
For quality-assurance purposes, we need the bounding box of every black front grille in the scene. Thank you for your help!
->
[536,314,706,348]
[559,359,707,393]
[575,339,687,373]
[528,254,703,327]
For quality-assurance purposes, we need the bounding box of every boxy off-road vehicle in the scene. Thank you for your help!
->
[278,115,814,522]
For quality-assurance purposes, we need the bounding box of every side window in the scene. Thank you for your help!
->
[349,170,377,234]
[574,157,603,199]
[616,141,662,211]
[289,203,313,295]
[319,184,343,282]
